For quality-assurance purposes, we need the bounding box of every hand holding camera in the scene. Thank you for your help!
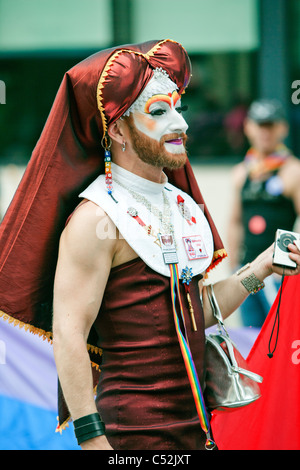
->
[250,229,300,282]
[273,229,300,270]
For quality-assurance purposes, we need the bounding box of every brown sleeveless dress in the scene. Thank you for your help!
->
[93,257,209,450]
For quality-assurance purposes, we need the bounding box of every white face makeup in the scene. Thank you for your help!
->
[132,91,188,154]
[123,68,188,155]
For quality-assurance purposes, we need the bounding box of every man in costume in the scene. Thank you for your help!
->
[227,99,300,327]
[0,41,300,451]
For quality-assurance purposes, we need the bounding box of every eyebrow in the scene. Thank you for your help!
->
[144,90,180,113]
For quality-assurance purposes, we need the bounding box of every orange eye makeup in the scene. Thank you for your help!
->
[144,90,181,114]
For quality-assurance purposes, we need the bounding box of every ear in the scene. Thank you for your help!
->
[107,119,126,145]
[278,121,289,140]
[243,118,254,139]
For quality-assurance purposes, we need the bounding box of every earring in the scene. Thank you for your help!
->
[122,141,126,152]
[101,133,113,195]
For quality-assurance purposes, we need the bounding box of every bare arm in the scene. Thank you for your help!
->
[204,159,300,328]
[286,158,300,222]
[202,242,300,328]
[52,201,116,450]
[227,163,246,270]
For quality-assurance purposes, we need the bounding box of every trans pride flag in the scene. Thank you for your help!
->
[0,316,78,450]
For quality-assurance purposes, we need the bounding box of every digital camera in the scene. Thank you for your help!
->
[273,229,300,269]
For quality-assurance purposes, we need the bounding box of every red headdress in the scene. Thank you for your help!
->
[0,39,226,428]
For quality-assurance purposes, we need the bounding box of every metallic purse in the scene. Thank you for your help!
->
[204,284,263,411]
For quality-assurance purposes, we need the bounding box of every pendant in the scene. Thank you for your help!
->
[177,195,196,225]
[127,207,146,227]
[181,266,197,331]
[127,207,161,246]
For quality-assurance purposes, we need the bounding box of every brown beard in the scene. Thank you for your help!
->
[124,115,188,170]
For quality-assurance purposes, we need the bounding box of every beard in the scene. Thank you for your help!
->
[125,116,188,170]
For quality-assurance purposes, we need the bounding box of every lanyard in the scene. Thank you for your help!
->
[169,263,215,450]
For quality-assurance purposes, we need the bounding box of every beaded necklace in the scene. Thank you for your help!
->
[113,177,174,237]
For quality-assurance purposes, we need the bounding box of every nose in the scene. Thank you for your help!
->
[169,108,189,134]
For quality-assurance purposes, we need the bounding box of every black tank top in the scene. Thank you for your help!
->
[240,170,297,264]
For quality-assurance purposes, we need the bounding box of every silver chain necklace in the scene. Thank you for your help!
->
[113,177,174,236]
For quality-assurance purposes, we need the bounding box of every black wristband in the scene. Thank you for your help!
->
[75,421,105,437]
[76,426,106,445]
[73,413,102,428]
[73,413,105,445]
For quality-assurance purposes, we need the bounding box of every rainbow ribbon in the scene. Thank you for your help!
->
[169,263,215,450]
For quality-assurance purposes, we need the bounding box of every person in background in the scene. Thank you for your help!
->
[227,99,300,327]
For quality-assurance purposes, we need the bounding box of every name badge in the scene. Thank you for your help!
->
[159,234,179,265]
[182,235,209,261]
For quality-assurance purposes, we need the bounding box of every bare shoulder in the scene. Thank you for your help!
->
[282,156,300,175]
[59,200,117,268]
[280,156,300,192]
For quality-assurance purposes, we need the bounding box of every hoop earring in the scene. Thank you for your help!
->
[122,141,126,152]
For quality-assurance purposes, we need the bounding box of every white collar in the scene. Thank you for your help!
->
[79,169,214,278]
[111,162,168,197]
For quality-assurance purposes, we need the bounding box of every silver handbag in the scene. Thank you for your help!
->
[204,284,263,411]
